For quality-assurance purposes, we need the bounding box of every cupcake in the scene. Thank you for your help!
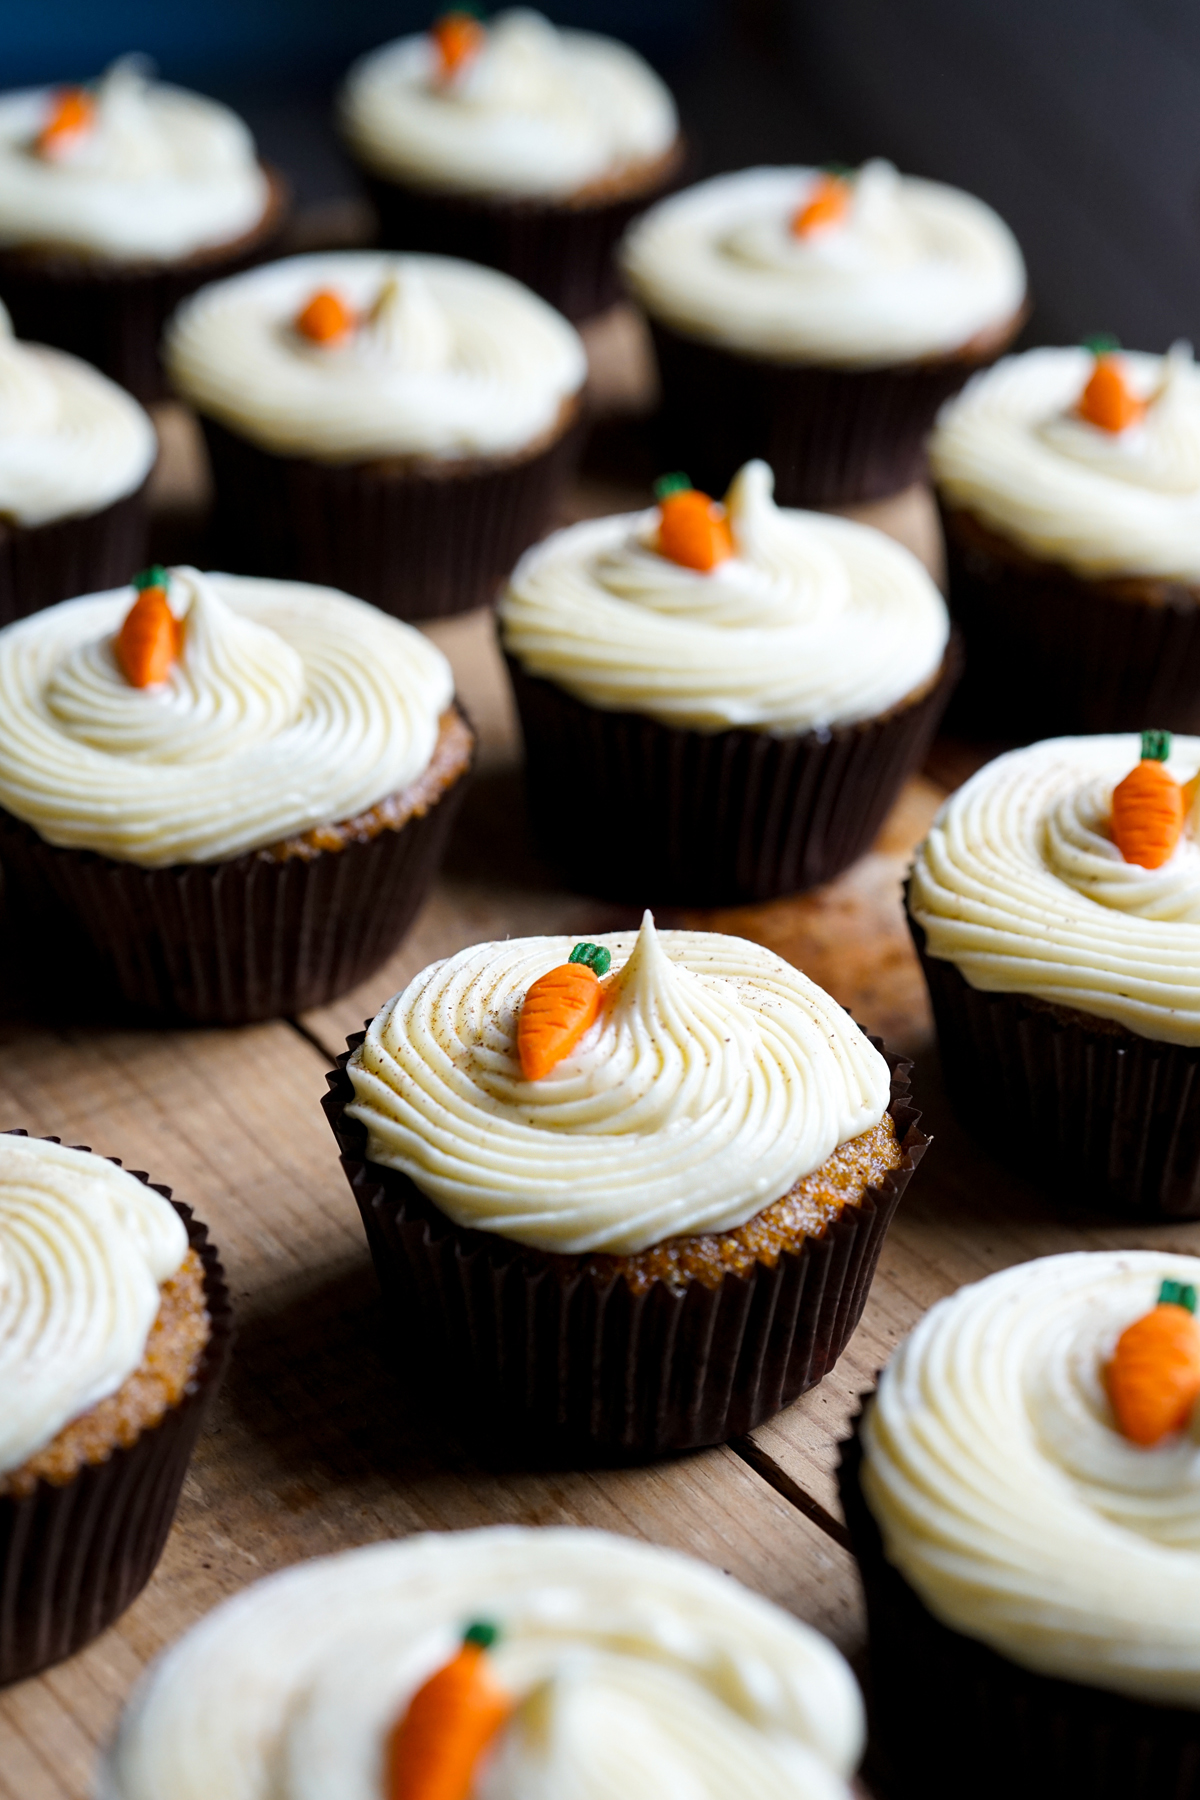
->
[338,8,684,323]
[0,564,473,1024]
[907,729,1200,1219]
[0,300,156,624]
[166,250,586,622]
[841,1250,1200,1800]
[323,912,929,1456]
[99,1524,864,1799]
[0,1130,230,1686]
[933,340,1200,737]
[0,57,287,403]
[499,459,957,904]
[621,160,1028,507]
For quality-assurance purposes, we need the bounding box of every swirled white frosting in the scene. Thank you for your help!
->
[499,459,949,733]
[861,1250,1200,1704]
[932,343,1200,580]
[165,250,586,463]
[0,299,156,527]
[339,9,678,200]
[0,58,270,262]
[910,733,1200,1046]
[345,913,890,1255]
[98,1525,863,1800]
[621,161,1026,367]
[0,567,454,867]
[0,1134,187,1476]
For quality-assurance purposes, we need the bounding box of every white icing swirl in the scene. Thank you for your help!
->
[0,1134,187,1476]
[339,9,678,200]
[861,1250,1200,1704]
[0,299,156,527]
[0,59,270,262]
[0,567,454,867]
[932,343,1200,580]
[97,1525,863,1800]
[346,913,890,1255]
[621,162,1026,367]
[500,459,949,732]
[165,250,586,463]
[910,733,1200,1046]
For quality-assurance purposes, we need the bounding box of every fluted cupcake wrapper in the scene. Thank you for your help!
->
[0,741,469,1025]
[0,482,150,629]
[0,1136,232,1688]
[838,1408,1200,1800]
[323,1037,928,1457]
[907,897,1200,1219]
[506,643,960,905]
[201,409,585,624]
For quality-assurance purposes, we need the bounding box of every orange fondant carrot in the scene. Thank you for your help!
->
[1108,1279,1200,1446]
[792,172,850,238]
[36,86,94,158]
[1110,730,1185,869]
[654,473,734,572]
[431,10,486,81]
[295,289,356,345]
[1078,351,1146,433]
[517,942,610,1080]
[386,1621,512,1800]
[115,566,180,689]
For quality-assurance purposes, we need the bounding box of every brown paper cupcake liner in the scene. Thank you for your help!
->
[505,640,960,905]
[839,1407,1200,1800]
[941,502,1200,739]
[201,408,585,623]
[0,726,470,1024]
[907,896,1200,1219]
[0,168,290,405]
[322,1037,928,1457]
[0,1134,232,1687]
[0,480,150,628]
[646,311,1025,507]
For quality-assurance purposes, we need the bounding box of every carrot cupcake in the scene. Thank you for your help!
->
[908,729,1200,1218]
[622,160,1027,506]
[0,564,472,1023]
[166,250,586,621]
[0,57,287,403]
[842,1250,1200,1800]
[0,300,155,624]
[500,458,955,903]
[338,8,684,323]
[323,913,928,1454]
[933,340,1200,737]
[0,1131,230,1686]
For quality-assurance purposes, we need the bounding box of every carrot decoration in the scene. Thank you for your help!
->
[294,289,357,345]
[1108,1279,1200,1447]
[115,566,181,689]
[430,10,486,82]
[1110,729,1185,869]
[791,171,850,238]
[386,1620,512,1800]
[36,86,94,159]
[1077,337,1146,433]
[517,942,611,1080]
[654,472,735,573]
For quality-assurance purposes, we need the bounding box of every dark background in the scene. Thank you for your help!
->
[4,0,1195,351]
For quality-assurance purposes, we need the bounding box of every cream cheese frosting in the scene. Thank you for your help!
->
[339,9,678,200]
[97,1525,863,1800]
[932,343,1200,580]
[861,1250,1200,1705]
[621,161,1026,367]
[500,458,950,733]
[0,566,454,867]
[165,250,587,463]
[0,299,156,527]
[345,913,891,1255]
[0,1134,187,1477]
[909,733,1200,1046]
[0,58,270,262]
